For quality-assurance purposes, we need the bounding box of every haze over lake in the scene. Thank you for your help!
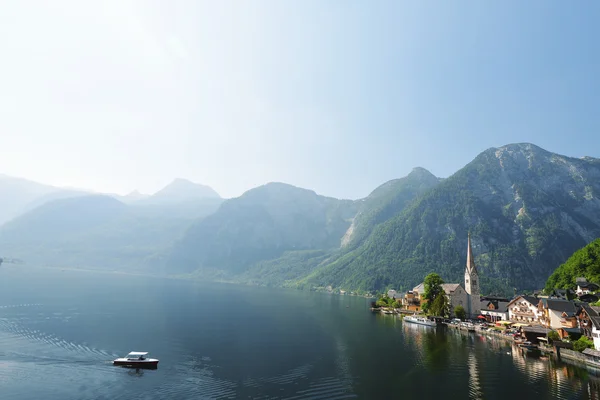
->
[0,266,596,399]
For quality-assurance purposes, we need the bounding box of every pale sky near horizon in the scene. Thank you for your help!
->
[1,1,599,199]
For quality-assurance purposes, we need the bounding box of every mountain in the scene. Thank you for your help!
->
[116,190,150,203]
[140,178,221,205]
[341,167,440,248]
[167,171,441,285]
[0,174,62,225]
[0,194,219,271]
[545,238,600,291]
[299,143,600,295]
[168,182,358,276]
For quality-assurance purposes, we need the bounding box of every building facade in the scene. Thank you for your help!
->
[508,295,541,324]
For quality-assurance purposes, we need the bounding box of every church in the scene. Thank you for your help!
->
[409,234,481,318]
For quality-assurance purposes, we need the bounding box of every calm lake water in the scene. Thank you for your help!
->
[0,266,598,399]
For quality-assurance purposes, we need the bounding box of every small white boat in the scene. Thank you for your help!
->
[403,315,437,327]
[113,352,159,369]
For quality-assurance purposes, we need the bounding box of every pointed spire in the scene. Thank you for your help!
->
[466,232,477,274]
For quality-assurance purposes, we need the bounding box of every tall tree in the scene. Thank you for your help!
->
[422,273,445,314]
[430,291,450,317]
[454,305,466,320]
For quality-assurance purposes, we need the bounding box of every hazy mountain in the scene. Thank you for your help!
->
[139,178,221,205]
[5,143,600,296]
[168,182,358,275]
[116,190,150,203]
[0,174,59,225]
[0,194,218,271]
[300,143,600,294]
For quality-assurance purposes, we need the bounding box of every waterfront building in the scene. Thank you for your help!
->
[479,299,509,322]
[402,290,421,312]
[538,298,579,330]
[507,295,541,323]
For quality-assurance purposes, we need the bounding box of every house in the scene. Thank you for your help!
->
[402,290,421,312]
[577,304,600,350]
[479,299,509,322]
[579,293,600,303]
[387,290,403,300]
[577,303,597,338]
[576,277,599,296]
[548,288,575,300]
[521,325,550,344]
[591,317,600,351]
[508,295,540,324]
[538,299,579,332]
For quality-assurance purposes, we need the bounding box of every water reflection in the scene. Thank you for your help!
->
[468,352,482,400]
[402,323,450,372]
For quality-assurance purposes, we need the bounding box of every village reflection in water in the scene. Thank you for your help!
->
[401,321,600,399]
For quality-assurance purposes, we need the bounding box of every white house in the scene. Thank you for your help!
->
[590,316,600,351]
[576,277,599,296]
[508,295,540,324]
[480,300,509,322]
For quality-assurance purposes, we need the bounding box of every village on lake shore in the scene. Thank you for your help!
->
[370,234,600,369]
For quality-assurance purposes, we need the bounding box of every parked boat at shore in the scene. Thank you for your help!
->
[403,315,437,327]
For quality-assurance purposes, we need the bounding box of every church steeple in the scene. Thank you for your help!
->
[464,232,480,298]
[466,232,477,275]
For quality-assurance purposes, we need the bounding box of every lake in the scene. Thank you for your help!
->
[0,266,598,399]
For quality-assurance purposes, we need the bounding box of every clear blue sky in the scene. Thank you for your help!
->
[0,1,598,199]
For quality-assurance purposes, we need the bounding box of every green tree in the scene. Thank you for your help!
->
[573,336,594,352]
[547,330,560,344]
[454,305,466,320]
[391,300,401,309]
[422,273,445,313]
[429,291,450,317]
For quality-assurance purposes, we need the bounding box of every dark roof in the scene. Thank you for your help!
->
[558,327,582,334]
[542,299,578,315]
[497,301,509,313]
[591,316,600,330]
[523,295,539,305]
[577,277,588,285]
[579,303,599,318]
[481,296,510,302]
[523,326,550,334]
[507,295,539,307]
[578,293,599,303]
[551,289,574,300]
[579,282,599,289]
[584,348,600,357]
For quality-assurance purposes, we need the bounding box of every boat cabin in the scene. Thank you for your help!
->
[125,351,149,360]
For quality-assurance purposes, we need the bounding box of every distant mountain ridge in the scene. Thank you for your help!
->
[3,143,600,296]
[168,182,357,275]
[0,175,221,225]
[139,179,221,205]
